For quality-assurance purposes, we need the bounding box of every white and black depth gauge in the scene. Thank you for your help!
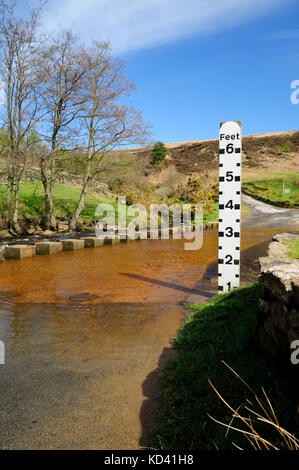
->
[218,121,242,294]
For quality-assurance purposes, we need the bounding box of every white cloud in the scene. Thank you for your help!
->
[40,0,290,54]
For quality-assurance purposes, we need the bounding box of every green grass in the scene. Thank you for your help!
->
[277,142,292,153]
[0,181,221,228]
[285,239,299,259]
[151,284,298,450]
[203,202,218,222]
[243,173,299,208]
[203,201,251,223]
[0,181,116,223]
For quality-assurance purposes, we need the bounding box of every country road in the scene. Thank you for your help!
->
[242,193,299,228]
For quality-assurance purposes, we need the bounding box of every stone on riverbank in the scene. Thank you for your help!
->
[258,232,299,359]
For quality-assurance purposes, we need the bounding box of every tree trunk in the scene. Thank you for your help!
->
[70,174,91,231]
[40,157,56,230]
[70,126,94,232]
[6,172,13,221]
[10,179,21,235]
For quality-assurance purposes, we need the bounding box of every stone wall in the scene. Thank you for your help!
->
[257,233,299,361]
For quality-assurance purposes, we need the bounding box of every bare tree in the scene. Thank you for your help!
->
[37,29,89,229]
[69,41,151,230]
[0,0,46,233]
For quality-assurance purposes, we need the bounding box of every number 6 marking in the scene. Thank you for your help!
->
[226,143,234,153]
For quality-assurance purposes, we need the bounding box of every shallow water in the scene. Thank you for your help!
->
[0,226,297,449]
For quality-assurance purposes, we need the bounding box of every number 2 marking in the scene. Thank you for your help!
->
[225,255,233,264]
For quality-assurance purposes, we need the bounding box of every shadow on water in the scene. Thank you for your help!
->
[119,273,215,298]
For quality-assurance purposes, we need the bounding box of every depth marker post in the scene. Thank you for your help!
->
[218,121,242,294]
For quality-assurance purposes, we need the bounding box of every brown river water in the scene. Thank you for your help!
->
[0,226,297,449]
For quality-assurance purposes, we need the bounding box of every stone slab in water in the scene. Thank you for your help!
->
[62,239,85,251]
[68,292,100,302]
[103,236,120,245]
[81,237,104,248]
[4,245,35,260]
[35,241,62,255]
[127,233,140,241]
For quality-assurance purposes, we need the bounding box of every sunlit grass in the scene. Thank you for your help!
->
[284,239,299,259]
[0,181,116,222]
[243,173,299,208]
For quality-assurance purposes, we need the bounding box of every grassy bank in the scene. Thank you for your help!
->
[0,180,223,229]
[203,201,251,223]
[203,202,218,223]
[0,181,116,226]
[151,284,298,450]
[243,173,299,208]
[285,239,299,259]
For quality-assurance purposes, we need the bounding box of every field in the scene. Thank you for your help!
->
[243,173,299,208]
[0,182,115,227]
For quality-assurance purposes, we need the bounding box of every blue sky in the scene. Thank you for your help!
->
[25,0,299,143]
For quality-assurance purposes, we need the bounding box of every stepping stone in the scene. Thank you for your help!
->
[118,232,127,242]
[68,292,100,302]
[81,237,104,248]
[62,239,85,251]
[4,245,35,260]
[127,232,140,241]
[102,236,120,245]
[172,227,181,236]
[35,241,62,255]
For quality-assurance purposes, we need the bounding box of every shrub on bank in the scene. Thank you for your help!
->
[151,142,167,167]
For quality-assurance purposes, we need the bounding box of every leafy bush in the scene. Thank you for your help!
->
[174,173,219,213]
[277,142,292,153]
[151,141,167,167]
